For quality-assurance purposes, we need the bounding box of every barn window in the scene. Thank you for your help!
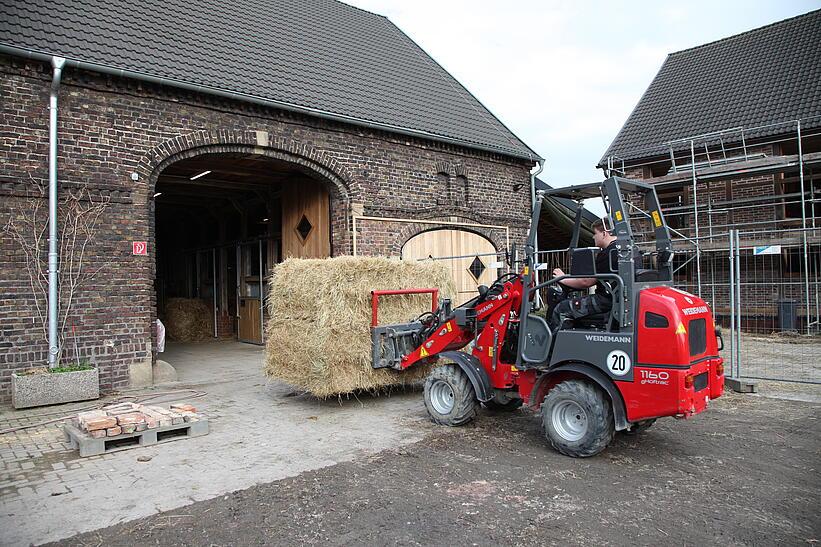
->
[468,256,486,281]
[296,215,313,241]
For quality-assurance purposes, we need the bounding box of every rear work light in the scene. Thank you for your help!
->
[684,374,694,389]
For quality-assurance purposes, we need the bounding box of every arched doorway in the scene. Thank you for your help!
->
[154,152,332,346]
[402,229,497,305]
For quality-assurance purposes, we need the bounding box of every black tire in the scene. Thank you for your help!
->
[541,380,615,458]
[622,419,656,436]
[424,365,479,426]
[483,393,524,412]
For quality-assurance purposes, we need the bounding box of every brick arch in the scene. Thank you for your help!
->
[137,130,357,200]
[393,220,506,258]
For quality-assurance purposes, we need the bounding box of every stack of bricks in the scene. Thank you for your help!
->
[76,402,201,438]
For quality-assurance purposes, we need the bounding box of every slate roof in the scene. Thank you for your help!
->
[599,9,821,166]
[0,0,539,160]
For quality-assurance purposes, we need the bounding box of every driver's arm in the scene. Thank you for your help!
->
[552,268,596,290]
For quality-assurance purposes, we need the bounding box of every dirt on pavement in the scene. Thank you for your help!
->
[54,391,820,546]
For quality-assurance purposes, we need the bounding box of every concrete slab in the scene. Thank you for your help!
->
[725,376,758,393]
[0,341,432,546]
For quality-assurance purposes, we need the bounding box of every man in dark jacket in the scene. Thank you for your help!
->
[550,219,618,329]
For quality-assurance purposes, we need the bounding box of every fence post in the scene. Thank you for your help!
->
[728,229,736,377]
[734,230,742,378]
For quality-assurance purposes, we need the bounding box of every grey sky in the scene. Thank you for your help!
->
[345,1,818,192]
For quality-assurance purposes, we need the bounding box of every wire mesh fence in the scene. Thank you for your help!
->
[726,227,821,384]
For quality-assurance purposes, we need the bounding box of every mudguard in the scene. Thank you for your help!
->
[531,362,629,430]
[438,351,493,402]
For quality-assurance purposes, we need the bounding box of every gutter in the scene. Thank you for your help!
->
[48,56,65,368]
[0,44,544,162]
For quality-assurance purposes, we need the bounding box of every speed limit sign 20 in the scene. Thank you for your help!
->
[606,349,631,376]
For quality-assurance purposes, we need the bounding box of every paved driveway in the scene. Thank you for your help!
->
[0,341,430,546]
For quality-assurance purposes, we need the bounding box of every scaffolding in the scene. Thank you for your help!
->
[604,115,821,316]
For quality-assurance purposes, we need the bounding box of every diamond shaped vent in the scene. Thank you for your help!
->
[296,215,313,241]
[468,256,486,281]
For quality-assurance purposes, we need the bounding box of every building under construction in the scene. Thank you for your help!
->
[598,9,821,383]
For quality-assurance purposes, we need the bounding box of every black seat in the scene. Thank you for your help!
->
[635,269,662,281]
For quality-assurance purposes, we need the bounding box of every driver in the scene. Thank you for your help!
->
[550,219,618,329]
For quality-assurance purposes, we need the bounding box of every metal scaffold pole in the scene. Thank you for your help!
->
[690,140,702,296]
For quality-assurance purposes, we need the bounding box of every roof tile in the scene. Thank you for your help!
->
[0,0,539,159]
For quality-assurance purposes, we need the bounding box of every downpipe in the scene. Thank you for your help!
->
[530,160,544,306]
[48,56,65,368]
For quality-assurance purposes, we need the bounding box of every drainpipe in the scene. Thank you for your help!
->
[530,160,545,304]
[48,56,65,368]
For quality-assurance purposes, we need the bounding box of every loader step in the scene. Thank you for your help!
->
[63,418,209,457]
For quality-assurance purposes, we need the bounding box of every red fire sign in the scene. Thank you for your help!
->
[132,241,148,255]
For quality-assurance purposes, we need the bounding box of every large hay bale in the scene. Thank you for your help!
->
[265,256,456,397]
[164,298,213,342]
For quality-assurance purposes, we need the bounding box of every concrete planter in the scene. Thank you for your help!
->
[11,368,100,409]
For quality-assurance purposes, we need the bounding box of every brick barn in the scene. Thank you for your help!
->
[0,0,542,402]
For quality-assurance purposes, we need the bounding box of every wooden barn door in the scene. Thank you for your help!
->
[281,179,330,259]
[402,229,497,305]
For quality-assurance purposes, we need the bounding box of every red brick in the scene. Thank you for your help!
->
[84,417,118,431]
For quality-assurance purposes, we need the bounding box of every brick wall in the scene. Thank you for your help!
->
[0,55,533,403]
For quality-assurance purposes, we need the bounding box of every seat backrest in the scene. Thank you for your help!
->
[521,314,552,364]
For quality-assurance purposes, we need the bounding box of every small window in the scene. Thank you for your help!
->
[689,318,707,356]
[645,312,669,328]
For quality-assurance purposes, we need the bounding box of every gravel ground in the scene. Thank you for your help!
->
[54,391,820,546]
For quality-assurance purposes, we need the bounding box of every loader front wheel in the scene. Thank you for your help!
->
[541,380,614,458]
[424,365,478,426]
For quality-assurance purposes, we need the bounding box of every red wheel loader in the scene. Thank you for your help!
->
[372,177,725,457]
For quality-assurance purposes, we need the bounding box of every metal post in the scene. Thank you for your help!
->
[740,128,748,161]
[195,251,201,298]
[797,121,812,334]
[734,230,742,377]
[47,57,65,368]
[708,199,716,308]
[258,238,264,343]
[235,245,240,322]
[212,248,217,338]
[690,140,702,296]
[728,229,735,377]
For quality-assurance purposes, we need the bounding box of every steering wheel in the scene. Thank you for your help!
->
[477,272,521,301]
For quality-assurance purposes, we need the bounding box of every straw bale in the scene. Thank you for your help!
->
[264,256,456,397]
[164,298,213,342]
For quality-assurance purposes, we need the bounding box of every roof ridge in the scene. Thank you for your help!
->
[669,8,820,57]
[332,0,387,19]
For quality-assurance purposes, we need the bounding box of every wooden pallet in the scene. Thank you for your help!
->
[63,418,209,457]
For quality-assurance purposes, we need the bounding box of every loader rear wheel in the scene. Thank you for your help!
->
[424,365,478,426]
[541,380,614,458]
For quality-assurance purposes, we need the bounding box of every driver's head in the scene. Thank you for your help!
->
[592,218,616,249]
